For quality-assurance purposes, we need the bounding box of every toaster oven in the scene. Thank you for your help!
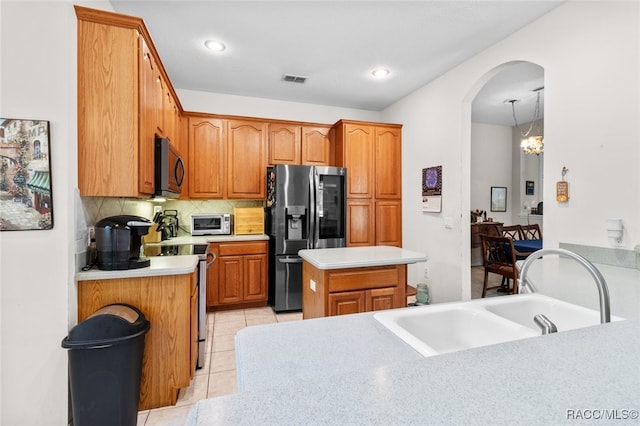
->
[191,214,233,236]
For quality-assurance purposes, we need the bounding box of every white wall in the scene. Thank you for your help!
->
[0,2,77,424]
[470,123,512,224]
[382,1,639,303]
[178,89,382,124]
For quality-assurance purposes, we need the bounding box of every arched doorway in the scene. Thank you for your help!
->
[467,61,544,298]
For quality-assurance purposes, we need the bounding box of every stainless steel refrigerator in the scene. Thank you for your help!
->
[266,164,347,312]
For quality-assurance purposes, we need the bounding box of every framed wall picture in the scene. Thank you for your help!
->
[525,180,535,195]
[0,118,53,231]
[490,186,507,212]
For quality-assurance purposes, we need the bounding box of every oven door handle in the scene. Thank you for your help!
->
[206,252,216,267]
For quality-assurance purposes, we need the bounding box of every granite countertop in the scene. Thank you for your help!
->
[188,311,640,425]
[298,245,427,269]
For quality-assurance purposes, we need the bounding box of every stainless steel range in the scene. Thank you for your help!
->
[145,243,214,369]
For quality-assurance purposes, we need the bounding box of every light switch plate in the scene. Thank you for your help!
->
[444,217,453,229]
[310,279,316,292]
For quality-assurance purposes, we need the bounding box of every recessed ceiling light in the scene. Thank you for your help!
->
[371,68,390,79]
[204,40,226,52]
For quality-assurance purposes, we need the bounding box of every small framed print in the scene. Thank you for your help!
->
[490,186,507,212]
[525,180,534,196]
[0,118,53,231]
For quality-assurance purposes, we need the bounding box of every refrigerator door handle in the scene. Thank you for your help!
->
[308,167,316,249]
[278,257,303,264]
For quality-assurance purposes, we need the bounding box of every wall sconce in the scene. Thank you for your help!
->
[605,218,623,244]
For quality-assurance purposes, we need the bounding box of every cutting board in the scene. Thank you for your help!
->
[234,207,264,235]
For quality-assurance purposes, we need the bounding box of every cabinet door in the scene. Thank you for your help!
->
[375,200,402,247]
[269,123,300,165]
[243,254,267,301]
[346,199,375,247]
[366,287,397,312]
[375,126,402,199]
[227,119,267,199]
[328,291,365,316]
[218,255,243,304]
[343,124,374,198]
[301,126,332,166]
[138,36,157,195]
[188,117,225,198]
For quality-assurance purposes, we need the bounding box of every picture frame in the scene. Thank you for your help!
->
[0,118,53,231]
[422,165,442,213]
[525,180,535,196]
[490,186,507,212]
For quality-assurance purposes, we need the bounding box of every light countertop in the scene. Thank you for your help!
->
[298,245,427,269]
[148,234,269,245]
[76,255,198,281]
[187,310,639,425]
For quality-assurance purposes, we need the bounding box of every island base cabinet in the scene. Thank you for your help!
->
[76,271,197,410]
[303,262,406,319]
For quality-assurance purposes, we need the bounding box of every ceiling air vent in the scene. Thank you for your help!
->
[282,74,308,84]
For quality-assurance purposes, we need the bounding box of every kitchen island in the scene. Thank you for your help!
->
[299,245,427,318]
[187,310,639,425]
[75,256,199,410]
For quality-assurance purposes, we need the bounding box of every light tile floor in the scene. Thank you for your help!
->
[136,306,303,426]
[136,271,495,425]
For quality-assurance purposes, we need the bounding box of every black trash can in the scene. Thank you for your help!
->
[62,303,150,426]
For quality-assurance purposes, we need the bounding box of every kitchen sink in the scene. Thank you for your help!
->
[374,293,623,357]
[482,294,622,332]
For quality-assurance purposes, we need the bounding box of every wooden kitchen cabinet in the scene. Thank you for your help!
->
[269,123,301,164]
[208,241,268,309]
[268,123,332,166]
[188,116,225,198]
[77,270,197,410]
[303,261,406,318]
[76,6,183,197]
[227,119,268,199]
[334,120,403,247]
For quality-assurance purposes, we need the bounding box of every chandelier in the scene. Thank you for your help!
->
[508,88,544,155]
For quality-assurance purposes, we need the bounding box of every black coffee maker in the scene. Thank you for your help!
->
[95,215,153,270]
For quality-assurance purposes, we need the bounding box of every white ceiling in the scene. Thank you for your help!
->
[110,1,559,125]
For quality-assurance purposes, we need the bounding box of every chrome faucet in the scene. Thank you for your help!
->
[518,248,611,324]
[534,314,557,334]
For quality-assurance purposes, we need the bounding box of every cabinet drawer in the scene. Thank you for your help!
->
[327,266,399,292]
[218,241,267,256]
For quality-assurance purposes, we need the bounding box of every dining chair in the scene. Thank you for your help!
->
[480,234,519,297]
[521,224,542,240]
[501,224,523,240]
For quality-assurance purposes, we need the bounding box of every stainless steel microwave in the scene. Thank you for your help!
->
[191,214,234,236]
[154,136,184,198]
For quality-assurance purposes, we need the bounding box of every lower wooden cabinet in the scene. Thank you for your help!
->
[303,261,407,319]
[77,271,197,410]
[207,240,268,309]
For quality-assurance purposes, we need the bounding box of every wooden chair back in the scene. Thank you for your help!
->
[502,225,523,240]
[480,234,519,296]
[521,224,542,240]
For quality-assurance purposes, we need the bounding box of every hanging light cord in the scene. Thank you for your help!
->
[510,90,542,138]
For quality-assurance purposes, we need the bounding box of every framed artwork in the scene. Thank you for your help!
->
[490,186,507,212]
[525,180,535,195]
[0,118,53,231]
[422,165,442,212]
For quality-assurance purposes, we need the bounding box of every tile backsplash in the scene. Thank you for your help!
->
[80,197,264,237]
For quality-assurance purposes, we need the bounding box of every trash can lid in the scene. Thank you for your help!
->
[89,304,141,324]
[63,303,149,345]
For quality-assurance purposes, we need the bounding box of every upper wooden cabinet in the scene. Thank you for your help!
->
[76,6,183,197]
[334,120,403,247]
[227,119,267,199]
[269,123,301,165]
[188,116,225,199]
[268,123,332,166]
